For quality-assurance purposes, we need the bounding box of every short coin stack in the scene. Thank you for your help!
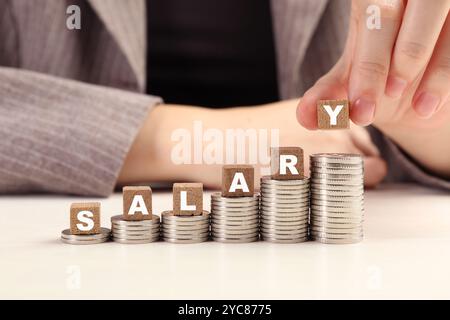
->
[161,210,210,243]
[60,228,110,245]
[310,153,364,244]
[259,176,310,243]
[111,215,160,244]
[210,193,260,243]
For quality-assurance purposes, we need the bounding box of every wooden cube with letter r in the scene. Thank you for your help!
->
[123,186,152,220]
[317,99,349,129]
[70,202,101,235]
[222,165,254,197]
[173,183,203,216]
[271,147,304,180]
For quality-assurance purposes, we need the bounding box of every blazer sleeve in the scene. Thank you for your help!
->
[0,67,162,196]
[368,126,450,191]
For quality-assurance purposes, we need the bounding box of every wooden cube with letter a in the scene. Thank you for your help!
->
[222,165,254,197]
[271,147,304,180]
[173,183,203,216]
[123,186,152,221]
[317,99,349,129]
[70,202,101,235]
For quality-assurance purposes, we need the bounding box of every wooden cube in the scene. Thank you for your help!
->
[271,147,304,180]
[222,165,254,197]
[173,183,203,216]
[70,202,101,235]
[123,186,152,221]
[317,100,349,129]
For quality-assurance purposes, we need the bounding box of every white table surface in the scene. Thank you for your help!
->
[1,184,449,300]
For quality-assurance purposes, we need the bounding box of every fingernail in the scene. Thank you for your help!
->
[413,92,440,119]
[352,97,376,126]
[385,75,407,99]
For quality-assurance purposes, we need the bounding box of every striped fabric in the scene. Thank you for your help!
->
[0,0,448,196]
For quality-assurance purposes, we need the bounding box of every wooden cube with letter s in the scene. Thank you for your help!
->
[70,202,101,235]
[221,165,255,197]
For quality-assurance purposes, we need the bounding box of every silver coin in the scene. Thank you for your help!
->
[212,236,259,243]
[312,167,364,175]
[311,213,363,221]
[61,237,110,245]
[260,197,309,204]
[211,221,259,229]
[261,201,310,209]
[61,228,111,240]
[310,225,363,234]
[162,232,210,239]
[311,217,364,225]
[212,216,259,223]
[310,182,364,190]
[261,236,308,243]
[310,221,363,229]
[112,223,159,230]
[261,223,308,231]
[211,205,259,212]
[261,216,308,223]
[311,192,364,199]
[261,175,310,184]
[112,234,160,243]
[210,227,259,235]
[111,215,160,225]
[260,213,309,220]
[261,206,309,214]
[261,227,309,235]
[112,229,159,236]
[260,188,310,196]
[311,174,364,182]
[311,199,364,208]
[310,188,363,197]
[310,179,363,187]
[112,233,159,240]
[211,208,259,215]
[310,203,364,212]
[311,237,363,244]
[311,161,363,168]
[113,238,159,244]
[162,210,209,220]
[310,153,363,163]
[260,185,310,192]
[212,230,258,237]
[310,230,363,238]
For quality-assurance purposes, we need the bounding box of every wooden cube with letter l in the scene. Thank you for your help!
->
[122,186,152,220]
[173,183,203,216]
[317,99,349,129]
[221,165,254,197]
[271,147,304,180]
[70,202,101,235]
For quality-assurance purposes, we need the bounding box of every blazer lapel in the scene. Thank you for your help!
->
[88,0,146,90]
[270,0,328,99]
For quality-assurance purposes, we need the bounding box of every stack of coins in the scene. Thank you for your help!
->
[161,210,210,243]
[111,215,160,244]
[310,153,364,244]
[60,228,110,245]
[210,193,260,243]
[259,176,310,243]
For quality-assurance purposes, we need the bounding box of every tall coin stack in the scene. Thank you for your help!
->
[212,165,259,243]
[309,153,364,244]
[260,177,310,243]
[210,193,260,243]
[111,215,160,244]
[161,210,210,243]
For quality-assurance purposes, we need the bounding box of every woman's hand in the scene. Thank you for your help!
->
[297,0,449,128]
[296,0,450,177]
[118,100,387,189]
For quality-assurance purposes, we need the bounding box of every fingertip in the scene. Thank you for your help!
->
[350,97,376,126]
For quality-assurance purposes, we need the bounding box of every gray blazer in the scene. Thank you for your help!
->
[0,0,448,196]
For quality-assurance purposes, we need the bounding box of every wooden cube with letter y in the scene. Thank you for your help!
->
[173,183,203,216]
[70,202,101,235]
[317,99,350,129]
[123,186,152,220]
[221,165,254,197]
[271,147,304,180]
